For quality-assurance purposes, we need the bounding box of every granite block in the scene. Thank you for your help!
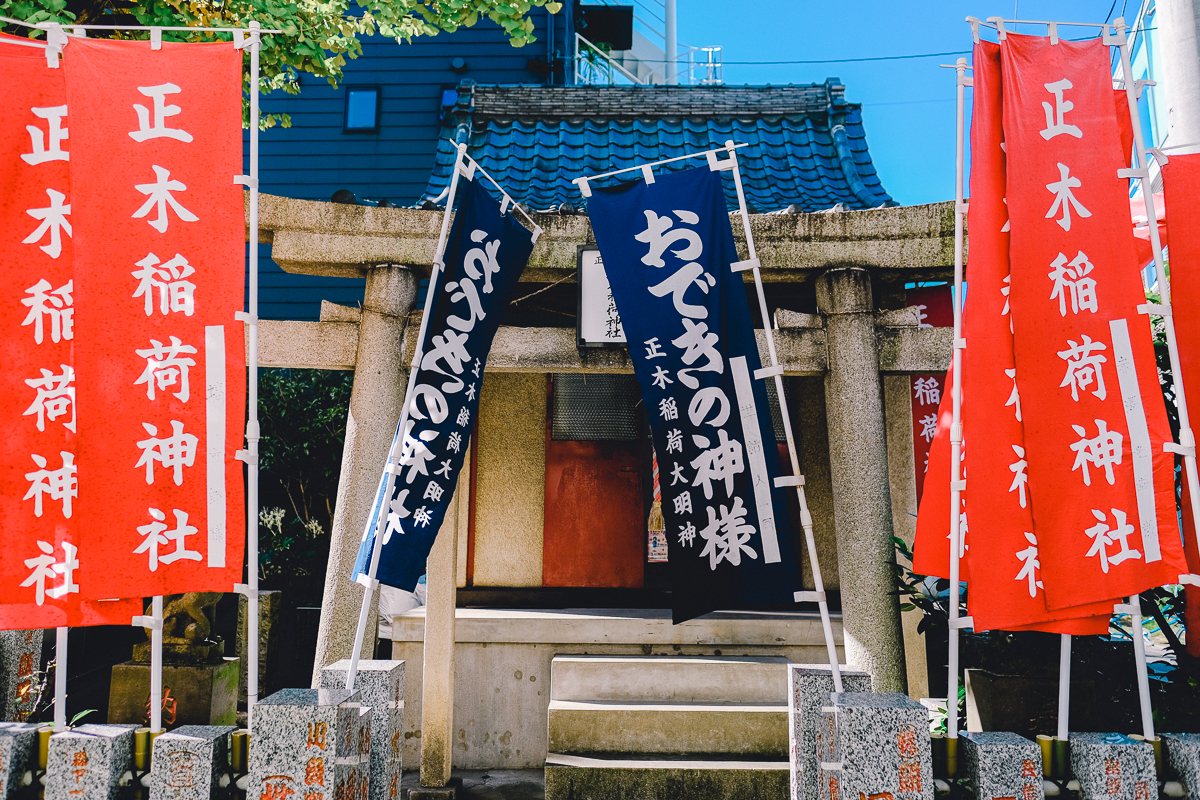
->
[788,664,871,800]
[320,660,404,800]
[45,723,138,800]
[1068,732,1156,800]
[0,722,38,799]
[249,688,371,800]
[816,692,933,800]
[108,660,238,728]
[0,630,42,722]
[149,725,237,800]
[1164,733,1200,800]
[962,732,1043,800]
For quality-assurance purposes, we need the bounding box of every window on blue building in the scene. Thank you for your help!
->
[344,87,380,133]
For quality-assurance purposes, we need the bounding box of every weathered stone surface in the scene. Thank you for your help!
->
[238,589,284,707]
[961,732,1043,800]
[815,692,932,800]
[1068,732,1155,800]
[788,665,871,800]
[545,754,789,800]
[1164,733,1200,800]
[0,722,38,799]
[45,723,137,800]
[149,725,237,800]
[249,689,371,800]
[0,630,42,722]
[108,660,238,728]
[321,660,404,800]
[256,320,359,370]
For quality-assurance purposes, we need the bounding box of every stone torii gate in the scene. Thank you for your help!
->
[247,194,955,785]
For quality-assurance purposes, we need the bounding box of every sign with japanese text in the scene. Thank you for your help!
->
[355,177,535,591]
[587,166,803,622]
[58,38,243,599]
[0,41,141,627]
[1002,33,1186,608]
[906,285,950,501]
[577,245,625,347]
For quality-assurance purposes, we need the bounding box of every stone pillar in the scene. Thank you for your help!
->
[416,501,458,796]
[312,265,418,687]
[1158,0,1200,154]
[815,267,905,692]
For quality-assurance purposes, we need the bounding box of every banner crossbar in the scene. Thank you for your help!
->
[445,139,542,242]
[573,143,750,197]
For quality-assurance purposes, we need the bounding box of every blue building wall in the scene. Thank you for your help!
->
[247,8,570,320]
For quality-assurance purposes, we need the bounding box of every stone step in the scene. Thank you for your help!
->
[547,700,788,757]
[545,752,789,800]
[550,655,789,705]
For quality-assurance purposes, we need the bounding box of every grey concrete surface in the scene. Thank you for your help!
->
[403,770,545,800]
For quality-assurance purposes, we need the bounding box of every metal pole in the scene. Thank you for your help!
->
[53,627,67,731]
[246,18,262,724]
[723,140,843,692]
[947,56,969,743]
[1127,595,1156,738]
[1056,634,1071,740]
[150,595,163,733]
[664,0,677,85]
[345,143,469,693]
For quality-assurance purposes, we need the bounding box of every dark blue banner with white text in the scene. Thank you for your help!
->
[588,166,802,622]
[354,178,534,591]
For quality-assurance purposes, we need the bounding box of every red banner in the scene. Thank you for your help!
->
[912,360,964,581]
[907,286,951,501]
[64,39,245,598]
[1002,33,1187,609]
[0,42,139,628]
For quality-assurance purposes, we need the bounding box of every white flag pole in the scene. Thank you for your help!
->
[150,595,163,732]
[53,627,67,731]
[946,56,970,748]
[720,141,843,692]
[1123,594,1156,738]
[345,142,470,693]
[1056,633,1071,740]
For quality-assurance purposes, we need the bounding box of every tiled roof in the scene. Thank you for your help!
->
[421,80,894,213]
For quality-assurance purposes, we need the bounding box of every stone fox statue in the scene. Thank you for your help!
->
[138,592,224,662]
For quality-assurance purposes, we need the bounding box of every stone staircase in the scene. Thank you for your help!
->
[543,655,791,800]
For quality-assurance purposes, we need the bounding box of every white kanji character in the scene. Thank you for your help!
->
[1045,162,1091,232]
[678,521,696,546]
[382,488,411,544]
[135,420,198,486]
[1048,251,1098,317]
[134,508,200,571]
[471,358,482,378]
[636,209,702,267]
[1040,79,1083,140]
[1070,419,1123,487]
[644,338,666,359]
[672,319,723,389]
[1009,444,1028,508]
[690,428,744,500]
[20,278,73,344]
[446,275,485,333]
[132,165,198,233]
[669,462,687,486]
[463,229,501,293]
[132,253,196,316]
[456,406,471,428]
[128,83,193,143]
[912,304,931,328]
[665,428,683,454]
[447,431,463,454]
[422,329,471,393]
[396,419,439,483]
[672,490,693,515]
[1001,274,1012,331]
[20,540,78,605]
[23,451,77,519]
[135,336,197,402]
[1085,508,1142,573]
[413,506,433,527]
[24,365,75,432]
[919,413,938,443]
[659,397,679,421]
[434,459,453,479]
[651,366,673,389]
[649,260,715,320]
[22,106,69,165]
[1058,334,1107,402]
[1005,368,1022,422]
[424,481,444,502]
[913,377,941,406]
[1014,532,1043,597]
[466,382,477,402]
[697,496,758,569]
[24,188,71,259]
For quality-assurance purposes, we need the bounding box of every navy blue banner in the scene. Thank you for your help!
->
[588,167,802,622]
[354,178,534,591]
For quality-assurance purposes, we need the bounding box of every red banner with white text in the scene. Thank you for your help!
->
[1001,33,1186,609]
[907,285,950,502]
[64,39,245,599]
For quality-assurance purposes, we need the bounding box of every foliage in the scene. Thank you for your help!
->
[0,0,562,128]
[257,367,352,605]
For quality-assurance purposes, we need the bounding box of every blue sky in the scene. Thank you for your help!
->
[678,0,1128,206]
